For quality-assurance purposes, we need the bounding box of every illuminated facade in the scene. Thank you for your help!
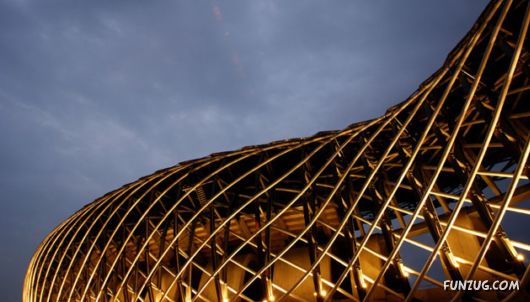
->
[24,0,530,301]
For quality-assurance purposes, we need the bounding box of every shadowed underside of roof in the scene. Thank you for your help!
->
[24,0,530,301]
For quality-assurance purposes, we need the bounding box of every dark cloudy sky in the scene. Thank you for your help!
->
[0,1,488,301]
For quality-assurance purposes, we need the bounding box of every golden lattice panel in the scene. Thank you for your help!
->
[24,0,530,301]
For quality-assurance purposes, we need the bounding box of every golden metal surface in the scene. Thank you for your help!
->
[24,0,530,301]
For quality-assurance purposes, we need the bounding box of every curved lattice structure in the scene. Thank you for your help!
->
[24,0,530,301]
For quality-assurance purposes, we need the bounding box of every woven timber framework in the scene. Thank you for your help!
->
[24,0,530,301]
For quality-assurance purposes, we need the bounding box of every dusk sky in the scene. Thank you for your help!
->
[0,1,488,301]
